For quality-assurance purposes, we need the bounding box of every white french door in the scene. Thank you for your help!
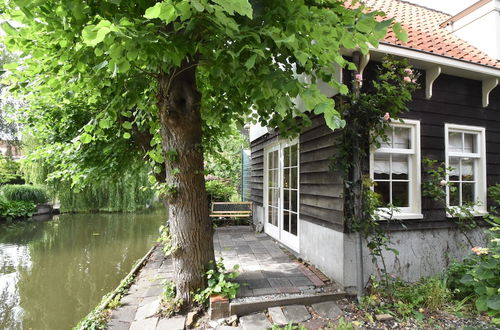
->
[264,140,299,251]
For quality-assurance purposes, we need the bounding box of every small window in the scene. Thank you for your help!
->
[445,124,486,214]
[370,120,422,219]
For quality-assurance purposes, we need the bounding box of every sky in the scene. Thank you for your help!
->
[403,0,477,15]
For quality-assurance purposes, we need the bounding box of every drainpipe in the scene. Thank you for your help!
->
[351,51,364,301]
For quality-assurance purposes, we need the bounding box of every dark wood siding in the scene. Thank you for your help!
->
[249,115,344,231]
[299,115,344,231]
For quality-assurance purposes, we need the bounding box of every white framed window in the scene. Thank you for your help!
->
[445,124,487,215]
[370,119,422,219]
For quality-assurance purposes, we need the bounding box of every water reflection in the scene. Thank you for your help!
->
[0,209,165,330]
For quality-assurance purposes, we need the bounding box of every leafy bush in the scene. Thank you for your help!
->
[0,196,36,220]
[449,185,500,324]
[193,258,240,305]
[206,180,237,203]
[1,184,49,204]
[445,259,476,299]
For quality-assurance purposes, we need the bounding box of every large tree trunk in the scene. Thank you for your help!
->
[157,59,215,305]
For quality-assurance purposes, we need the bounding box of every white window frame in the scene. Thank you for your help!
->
[263,138,300,252]
[444,124,487,216]
[370,119,423,220]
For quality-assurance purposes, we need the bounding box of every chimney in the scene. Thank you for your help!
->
[441,0,500,60]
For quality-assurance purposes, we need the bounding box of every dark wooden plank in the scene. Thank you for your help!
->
[301,184,343,198]
[300,133,337,153]
[300,194,344,212]
[300,172,343,185]
[300,204,343,225]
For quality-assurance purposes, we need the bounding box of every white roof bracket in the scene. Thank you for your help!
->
[482,77,498,108]
[358,53,370,76]
[426,66,441,99]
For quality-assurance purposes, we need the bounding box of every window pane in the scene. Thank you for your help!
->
[392,154,409,180]
[374,181,390,206]
[283,189,290,210]
[272,189,279,207]
[283,211,290,231]
[291,144,298,166]
[463,133,476,153]
[449,183,459,206]
[393,127,411,149]
[283,168,290,188]
[284,146,290,167]
[291,191,297,212]
[449,132,462,152]
[272,150,278,168]
[462,183,475,204]
[461,158,474,181]
[290,168,297,189]
[268,188,273,206]
[374,153,390,179]
[380,127,392,148]
[291,213,297,236]
[268,152,273,169]
[392,182,409,207]
[449,157,460,181]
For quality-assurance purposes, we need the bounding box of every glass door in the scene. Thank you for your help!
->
[264,140,299,251]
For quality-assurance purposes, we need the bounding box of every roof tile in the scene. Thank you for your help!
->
[362,0,500,68]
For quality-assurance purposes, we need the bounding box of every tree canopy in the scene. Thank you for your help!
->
[0,0,402,187]
[0,0,401,303]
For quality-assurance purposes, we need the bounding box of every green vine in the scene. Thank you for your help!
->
[332,56,420,287]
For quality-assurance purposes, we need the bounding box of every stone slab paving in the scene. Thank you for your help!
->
[108,246,175,330]
[268,306,288,325]
[239,313,272,330]
[282,305,311,323]
[311,301,343,319]
[214,226,326,298]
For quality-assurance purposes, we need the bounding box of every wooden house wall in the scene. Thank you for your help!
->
[395,72,500,230]
[250,66,500,234]
[249,115,345,232]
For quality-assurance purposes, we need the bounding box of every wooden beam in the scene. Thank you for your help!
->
[426,66,441,99]
[482,77,498,108]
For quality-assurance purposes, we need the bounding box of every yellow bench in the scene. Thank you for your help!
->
[209,202,253,219]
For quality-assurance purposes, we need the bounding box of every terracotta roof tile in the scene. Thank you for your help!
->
[362,0,500,68]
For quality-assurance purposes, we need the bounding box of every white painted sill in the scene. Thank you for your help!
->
[375,210,424,220]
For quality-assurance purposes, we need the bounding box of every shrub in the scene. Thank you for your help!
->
[0,196,36,220]
[450,184,500,324]
[1,184,49,204]
[205,180,237,203]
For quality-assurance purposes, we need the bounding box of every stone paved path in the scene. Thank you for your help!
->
[107,226,330,329]
[214,226,326,297]
[107,247,179,330]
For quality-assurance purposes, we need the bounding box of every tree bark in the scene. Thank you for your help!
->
[157,59,215,305]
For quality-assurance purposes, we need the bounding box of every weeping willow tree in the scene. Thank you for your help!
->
[20,114,156,213]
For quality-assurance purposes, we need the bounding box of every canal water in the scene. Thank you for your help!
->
[0,209,166,330]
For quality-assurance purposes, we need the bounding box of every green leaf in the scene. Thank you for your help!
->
[123,132,131,139]
[392,22,408,42]
[476,295,488,312]
[244,54,257,70]
[144,2,163,19]
[80,133,92,144]
[99,119,112,129]
[212,0,253,18]
[191,0,205,12]
[487,295,500,311]
[122,121,132,129]
[144,1,178,24]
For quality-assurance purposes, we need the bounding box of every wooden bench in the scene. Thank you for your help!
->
[209,202,253,220]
